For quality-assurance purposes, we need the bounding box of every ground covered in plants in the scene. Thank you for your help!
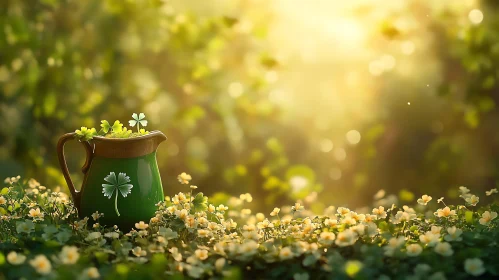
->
[0,175,498,280]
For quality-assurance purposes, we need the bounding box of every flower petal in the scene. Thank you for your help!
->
[132,113,138,121]
[138,113,145,120]
[139,120,147,127]
[129,120,137,127]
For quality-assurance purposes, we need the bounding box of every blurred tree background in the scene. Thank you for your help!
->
[1,0,498,212]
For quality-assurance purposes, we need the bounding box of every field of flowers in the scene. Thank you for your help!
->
[0,174,498,280]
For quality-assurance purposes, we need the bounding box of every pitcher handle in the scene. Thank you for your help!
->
[57,132,94,211]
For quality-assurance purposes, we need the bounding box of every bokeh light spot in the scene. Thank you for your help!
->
[334,148,347,161]
[401,41,415,55]
[228,82,244,98]
[289,176,309,192]
[469,9,484,25]
[346,130,361,145]
[320,139,333,153]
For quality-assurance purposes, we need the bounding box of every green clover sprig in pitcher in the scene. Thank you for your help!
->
[57,114,166,231]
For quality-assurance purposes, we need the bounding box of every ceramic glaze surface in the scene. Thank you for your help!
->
[57,131,167,232]
[80,152,164,230]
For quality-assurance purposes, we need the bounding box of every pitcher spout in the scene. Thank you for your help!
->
[151,130,167,150]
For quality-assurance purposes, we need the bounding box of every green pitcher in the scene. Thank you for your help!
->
[57,131,167,231]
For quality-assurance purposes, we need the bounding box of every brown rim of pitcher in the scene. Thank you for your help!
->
[91,130,167,158]
[58,130,167,163]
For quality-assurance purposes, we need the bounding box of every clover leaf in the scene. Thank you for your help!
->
[75,127,97,141]
[100,120,111,133]
[102,172,133,217]
[192,192,208,212]
[129,113,147,132]
[111,120,123,133]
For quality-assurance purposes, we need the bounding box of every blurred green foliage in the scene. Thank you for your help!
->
[1,0,498,211]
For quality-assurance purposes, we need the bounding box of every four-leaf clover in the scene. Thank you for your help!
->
[102,172,133,216]
[129,113,147,132]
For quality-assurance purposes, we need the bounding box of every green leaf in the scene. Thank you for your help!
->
[111,120,123,132]
[43,225,58,234]
[465,211,474,224]
[56,230,72,243]
[192,192,208,212]
[302,254,318,267]
[116,263,129,275]
[101,120,111,133]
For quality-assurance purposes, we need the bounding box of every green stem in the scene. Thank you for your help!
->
[115,191,120,216]
[137,123,140,133]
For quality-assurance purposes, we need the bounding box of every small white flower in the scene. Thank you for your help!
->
[169,247,183,262]
[417,195,432,205]
[434,242,453,257]
[83,267,100,279]
[324,218,338,227]
[384,236,405,256]
[270,207,280,216]
[464,258,486,276]
[279,247,294,260]
[291,202,304,212]
[465,195,479,206]
[406,244,423,257]
[216,204,228,212]
[7,251,26,265]
[337,207,350,216]
[372,206,387,219]
[29,208,44,220]
[132,246,147,257]
[195,249,209,260]
[430,226,442,235]
[444,226,463,242]
[419,232,440,247]
[319,231,336,245]
[59,246,79,264]
[91,211,101,221]
[485,188,498,196]
[197,229,211,238]
[335,229,358,247]
[479,211,497,225]
[177,172,192,184]
[435,207,456,218]
[459,186,470,194]
[29,255,52,275]
[135,221,149,230]
[85,232,102,241]
[104,232,120,239]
